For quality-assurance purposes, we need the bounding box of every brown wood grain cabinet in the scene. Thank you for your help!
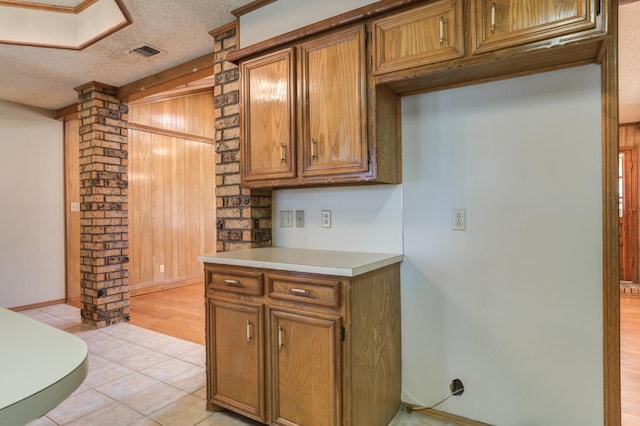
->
[204,262,401,426]
[372,0,464,75]
[470,0,599,55]
[240,24,400,189]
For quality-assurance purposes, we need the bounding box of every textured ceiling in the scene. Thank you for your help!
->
[619,1,640,124]
[0,0,253,110]
[0,1,638,117]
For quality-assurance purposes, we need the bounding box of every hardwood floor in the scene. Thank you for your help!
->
[622,295,640,425]
[129,283,205,345]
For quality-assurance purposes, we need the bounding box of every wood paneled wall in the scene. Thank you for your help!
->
[128,92,216,292]
[620,123,640,282]
[64,118,81,303]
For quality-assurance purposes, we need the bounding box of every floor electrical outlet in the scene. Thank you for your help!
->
[450,378,464,396]
[279,210,294,228]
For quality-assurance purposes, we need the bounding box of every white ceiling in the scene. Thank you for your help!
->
[0,0,638,120]
[0,0,253,110]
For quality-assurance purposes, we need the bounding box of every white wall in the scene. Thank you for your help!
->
[0,101,65,308]
[401,65,603,425]
[241,3,604,424]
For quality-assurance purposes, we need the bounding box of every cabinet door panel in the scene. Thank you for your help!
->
[271,310,341,426]
[208,299,265,422]
[373,0,464,74]
[471,0,596,54]
[241,48,296,182]
[300,26,368,178]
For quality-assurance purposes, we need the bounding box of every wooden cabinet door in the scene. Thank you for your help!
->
[299,25,368,179]
[208,299,265,423]
[241,48,296,183]
[270,309,341,426]
[471,0,597,54]
[372,0,464,74]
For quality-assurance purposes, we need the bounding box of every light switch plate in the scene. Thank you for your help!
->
[279,210,294,228]
[295,210,305,228]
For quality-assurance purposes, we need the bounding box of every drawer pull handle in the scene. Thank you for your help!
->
[278,325,284,350]
[311,139,318,160]
[439,17,444,44]
[224,279,240,287]
[280,143,286,163]
[246,320,253,342]
[490,2,496,32]
[289,288,311,296]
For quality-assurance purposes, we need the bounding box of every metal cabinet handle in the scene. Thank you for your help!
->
[224,279,240,286]
[289,288,311,296]
[280,143,286,163]
[439,17,444,44]
[278,325,284,350]
[490,2,496,32]
[246,320,253,342]
[311,139,318,160]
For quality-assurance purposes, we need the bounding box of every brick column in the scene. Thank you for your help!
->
[75,82,130,328]
[211,23,272,252]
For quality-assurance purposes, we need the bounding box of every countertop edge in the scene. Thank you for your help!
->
[197,249,403,277]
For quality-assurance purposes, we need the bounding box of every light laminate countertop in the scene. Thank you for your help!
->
[0,308,88,425]
[198,247,403,277]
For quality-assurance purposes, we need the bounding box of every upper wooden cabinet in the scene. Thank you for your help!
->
[372,0,464,74]
[299,27,368,179]
[241,48,296,183]
[470,0,599,54]
[239,24,400,189]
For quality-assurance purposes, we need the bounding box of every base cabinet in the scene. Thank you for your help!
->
[204,262,401,426]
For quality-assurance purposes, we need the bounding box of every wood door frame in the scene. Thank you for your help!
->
[602,0,620,422]
[619,146,638,282]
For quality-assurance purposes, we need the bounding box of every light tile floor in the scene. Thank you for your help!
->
[18,304,454,426]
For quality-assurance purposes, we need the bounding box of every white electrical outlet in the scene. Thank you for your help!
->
[159,264,164,273]
[452,209,466,231]
[321,210,332,228]
[295,210,305,228]
[280,210,294,228]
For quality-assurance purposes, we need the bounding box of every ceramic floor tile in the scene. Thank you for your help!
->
[163,365,206,393]
[100,341,150,362]
[389,410,455,425]
[63,400,144,426]
[83,360,135,388]
[95,371,161,400]
[135,332,184,351]
[195,411,263,426]
[149,394,212,426]
[176,346,206,367]
[192,386,207,400]
[139,357,197,382]
[25,416,57,426]
[117,346,172,371]
[121,382,188,416]
[129,418,163,426]
[83,332,129,354]
[18,309,56,321]
[46,389,113,425]
[154,338,203,357]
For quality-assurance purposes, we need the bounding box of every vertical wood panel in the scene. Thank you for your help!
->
[64,119,81,302]
[128,91,215,291]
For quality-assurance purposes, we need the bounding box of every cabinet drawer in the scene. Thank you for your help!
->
[267,274,341,308]
[206,269,264,296]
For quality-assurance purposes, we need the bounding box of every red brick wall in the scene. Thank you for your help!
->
[212,24,272,252]
[75,82,130,328]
